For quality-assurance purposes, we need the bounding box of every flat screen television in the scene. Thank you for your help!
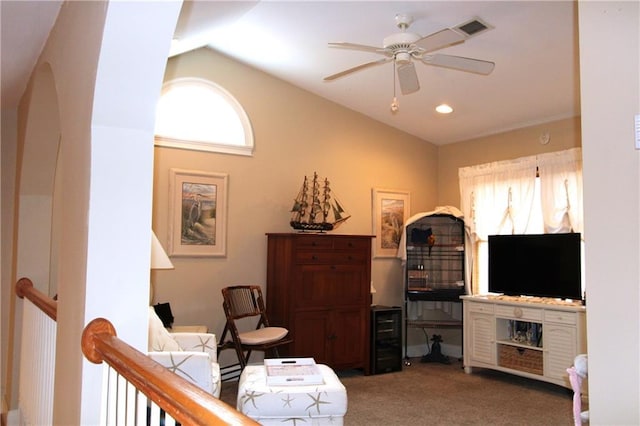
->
[488,233,582,300]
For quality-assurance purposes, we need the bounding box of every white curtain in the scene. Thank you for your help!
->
[459,155,538,241]
[537,148,583,233]
[458,148,583,294]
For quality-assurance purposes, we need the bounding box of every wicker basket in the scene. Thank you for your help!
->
[498,344,543,375]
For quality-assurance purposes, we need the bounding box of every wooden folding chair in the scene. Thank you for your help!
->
[217,285,292,379]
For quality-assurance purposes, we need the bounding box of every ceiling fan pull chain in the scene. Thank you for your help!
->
[390,60,399,113]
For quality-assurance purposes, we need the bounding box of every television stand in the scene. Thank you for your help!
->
[486,294,583,306]
[461,295,586,389]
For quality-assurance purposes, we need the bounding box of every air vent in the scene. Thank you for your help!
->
[454,17,493,38]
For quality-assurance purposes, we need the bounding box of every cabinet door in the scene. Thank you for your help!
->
[544,324,577,382]
[291,308,368,369]
[468,312,496,365]
[295,264,368,306]
[291,310,331,365]
[331,307,368,369]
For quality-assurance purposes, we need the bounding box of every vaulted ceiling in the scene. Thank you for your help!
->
[2,1,580,145]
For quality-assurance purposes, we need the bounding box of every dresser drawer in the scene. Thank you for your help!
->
[495,305,543,322]
[544,310,577,325]
[294,236,334,250]
[333,237,371,251]
[295,250,368,264]
[467,302,494,314]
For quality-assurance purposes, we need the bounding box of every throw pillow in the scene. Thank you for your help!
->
[148,306,182,352]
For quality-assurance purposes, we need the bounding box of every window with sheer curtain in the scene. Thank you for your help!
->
[459,148,583,294]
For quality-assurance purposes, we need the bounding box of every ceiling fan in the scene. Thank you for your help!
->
[324,14,495,96]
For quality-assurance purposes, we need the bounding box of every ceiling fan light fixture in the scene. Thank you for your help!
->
[436,104,453,114]
[395,51,412,65]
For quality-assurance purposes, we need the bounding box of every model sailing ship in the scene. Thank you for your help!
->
[290,172,350,231]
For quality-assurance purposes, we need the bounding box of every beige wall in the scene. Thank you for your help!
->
[152,48,438,359]
[437,116,582,207]
[152,48,587,361]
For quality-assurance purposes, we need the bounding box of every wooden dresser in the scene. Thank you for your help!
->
[266,233,373,374]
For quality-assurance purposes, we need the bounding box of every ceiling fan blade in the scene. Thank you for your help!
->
[328,42,387,54]
[397,62,420,95]
[422,53,495,75]
[415,28,466,53]
[324,57,392,81]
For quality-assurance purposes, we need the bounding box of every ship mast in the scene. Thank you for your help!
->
[309,172,321,223]
[322,177,331,223]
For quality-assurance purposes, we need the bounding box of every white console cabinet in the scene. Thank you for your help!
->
[461,295,586,388]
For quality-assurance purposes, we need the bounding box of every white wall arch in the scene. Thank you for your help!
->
[78,3,183,424]
[4,2,183,424]
[6,60,62,415]
[17,61,61,297]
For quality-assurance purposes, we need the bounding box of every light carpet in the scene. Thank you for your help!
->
[219,358,577,425]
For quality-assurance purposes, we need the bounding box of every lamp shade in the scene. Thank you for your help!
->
[151,231,174,270]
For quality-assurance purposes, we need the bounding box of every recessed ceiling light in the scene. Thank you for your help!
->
[436,104,453,114]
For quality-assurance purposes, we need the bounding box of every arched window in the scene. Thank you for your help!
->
[155,78,254,156]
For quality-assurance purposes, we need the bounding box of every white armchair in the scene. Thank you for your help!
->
[148,307,221,398]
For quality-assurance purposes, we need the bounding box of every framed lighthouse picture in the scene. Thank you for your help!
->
[168,169,228,257]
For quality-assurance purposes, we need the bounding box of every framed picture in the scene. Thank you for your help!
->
[168,169,228,257]
[372,188,411,258]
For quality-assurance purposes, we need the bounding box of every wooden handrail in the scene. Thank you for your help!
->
[16,277,57,321]
[81,318,258,426]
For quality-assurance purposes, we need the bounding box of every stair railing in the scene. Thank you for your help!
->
[81,317,258,425]
[13,277,58,425]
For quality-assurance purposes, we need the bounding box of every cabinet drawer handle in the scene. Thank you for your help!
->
[331,265,336,270]
[311,255,318,260]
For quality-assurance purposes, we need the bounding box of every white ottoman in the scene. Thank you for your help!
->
[237,364,347,425]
